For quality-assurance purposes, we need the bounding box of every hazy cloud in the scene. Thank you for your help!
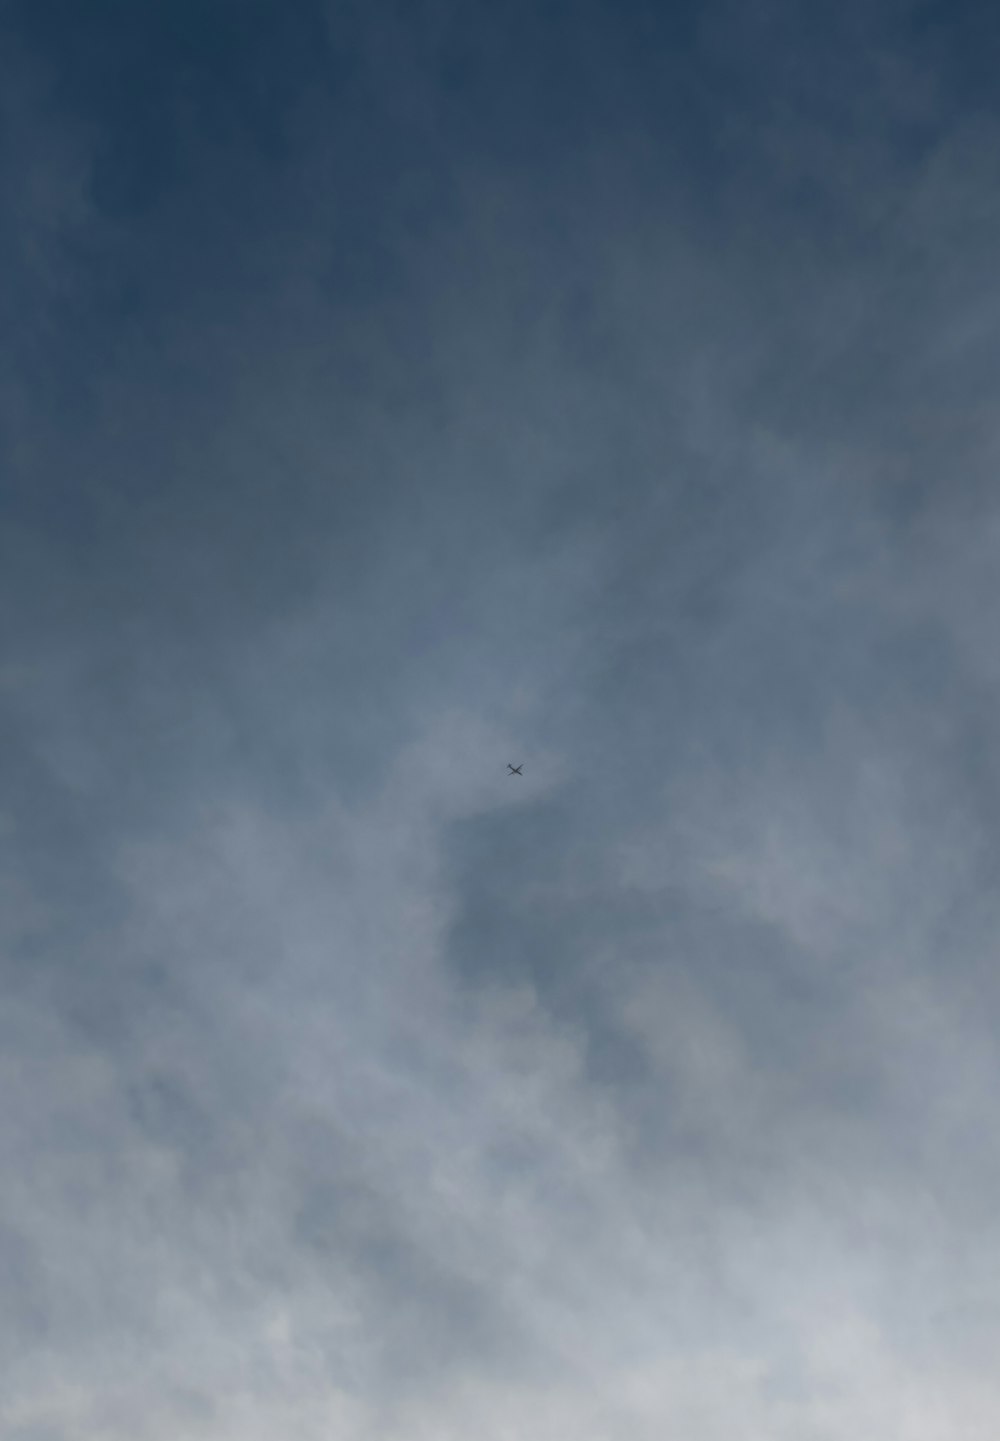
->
[4,2,1000,1436]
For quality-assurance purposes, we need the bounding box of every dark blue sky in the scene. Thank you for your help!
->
[5,3,1000,1438]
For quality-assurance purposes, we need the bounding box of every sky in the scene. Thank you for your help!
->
[4,1,1000,1436]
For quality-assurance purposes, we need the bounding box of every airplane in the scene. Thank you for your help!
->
[507,763,523,775]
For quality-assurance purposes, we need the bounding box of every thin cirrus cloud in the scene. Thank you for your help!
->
[3,1,1000,1437]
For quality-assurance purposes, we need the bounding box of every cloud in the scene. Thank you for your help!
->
[4,2,1000,1437]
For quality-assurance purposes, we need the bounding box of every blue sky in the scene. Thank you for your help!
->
[4,2,1000,1437]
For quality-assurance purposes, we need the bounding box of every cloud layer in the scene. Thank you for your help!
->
[4,2,1000,1436]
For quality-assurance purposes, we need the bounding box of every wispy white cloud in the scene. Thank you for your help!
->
[4,3,1000,1437]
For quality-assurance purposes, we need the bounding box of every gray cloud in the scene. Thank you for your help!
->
[4,2,1000,1436]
